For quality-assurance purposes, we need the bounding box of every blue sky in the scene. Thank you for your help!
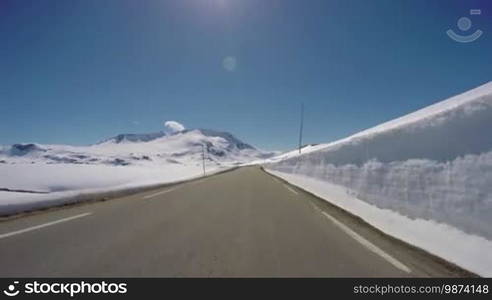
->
[1,0,491,150]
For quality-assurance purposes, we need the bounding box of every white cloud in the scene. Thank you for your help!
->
[164,121,186,134]
[222,56,238,72]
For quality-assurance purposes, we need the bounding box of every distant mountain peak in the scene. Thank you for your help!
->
[186,129,256,150]
[100,131,167,144]
[9,144,46,156]
[100,128,256,150]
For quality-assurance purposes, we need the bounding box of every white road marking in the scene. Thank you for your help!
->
[143,186,181,199]
[0,213,92,240]
[272,177,282,184]
[283,184,299,195]
[321,211,411,273]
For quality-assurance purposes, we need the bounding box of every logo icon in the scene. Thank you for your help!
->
[447,9,483,43]
[3,281,20,297]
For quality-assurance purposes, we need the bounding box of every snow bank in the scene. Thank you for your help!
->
[0,162,227,216]
[265,82,492,274]
[0,163,215,192]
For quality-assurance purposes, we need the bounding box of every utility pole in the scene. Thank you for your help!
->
[298,103,304,154]
[202,144,206,176]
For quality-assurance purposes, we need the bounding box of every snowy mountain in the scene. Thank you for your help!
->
[0,128,274,167]
[100,131,168,144]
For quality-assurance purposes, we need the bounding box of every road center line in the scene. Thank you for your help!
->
[321,211,411,273]
[143,186,180,199]
[0,213,92,240]
[283,184,299,195]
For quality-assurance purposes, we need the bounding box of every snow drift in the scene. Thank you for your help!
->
[266,82,492,241]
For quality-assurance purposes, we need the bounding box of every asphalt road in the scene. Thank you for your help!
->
[0,167,468,277]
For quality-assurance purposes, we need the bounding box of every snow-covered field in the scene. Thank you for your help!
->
[264,81,492,276]
[0,163,226,216]
[0,125,273,215]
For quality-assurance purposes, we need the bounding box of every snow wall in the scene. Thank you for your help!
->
[266,82,492,240]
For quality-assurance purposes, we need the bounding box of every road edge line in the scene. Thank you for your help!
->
[321,211,411,273]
